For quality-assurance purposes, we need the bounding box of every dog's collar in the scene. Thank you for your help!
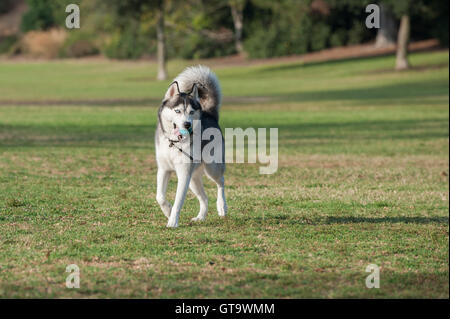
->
[167,137,194,161]
[160,123,194,161]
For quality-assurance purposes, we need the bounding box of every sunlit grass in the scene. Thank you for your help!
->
[0,51,448,298]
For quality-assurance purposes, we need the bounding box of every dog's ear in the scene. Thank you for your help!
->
[164,81,179,100]
[190,83,199,101]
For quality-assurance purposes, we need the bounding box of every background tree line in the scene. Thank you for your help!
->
[1,0,448,78]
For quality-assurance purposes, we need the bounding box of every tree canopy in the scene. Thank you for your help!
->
[10,0,450,59]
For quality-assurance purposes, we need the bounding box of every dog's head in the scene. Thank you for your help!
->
[160,81,202,139]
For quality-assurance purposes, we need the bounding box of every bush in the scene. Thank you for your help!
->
[329,29,347,47]
[20,29,67,58]
[103,28,149,60]
[244,16,311,58]
[243,24,277,58]
[21,0,56,32]
[430,0,449,47]
[59,32,99,58]
[0,35,18,55]
[176,33,235,60]
[0,0,15,14]
[310,23,330,52]
[347,23,366,45]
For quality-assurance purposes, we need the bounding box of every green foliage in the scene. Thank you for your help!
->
[427,0,449,47]
[175,33,235,59]
[166,0,236,59]
[20,0,77,32]
[310,23,330,52]
[59,32,99,58]
[329,29,347,47]
[244,0,374,58]
[377,0,448,47]
[244,1,310,58]
[15,0,450,59]
[347,23,366,45]
[103,27,151,60]
[0,0,14,14]
[0,35,18,54]
[21,0,56,32]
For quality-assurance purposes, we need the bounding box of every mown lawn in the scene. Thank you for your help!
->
[0,51,448,298]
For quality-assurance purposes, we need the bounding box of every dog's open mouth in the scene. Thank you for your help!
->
[173,123,183,140]
[173,123,191,140]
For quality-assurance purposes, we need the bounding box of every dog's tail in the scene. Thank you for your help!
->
[174,65,222,120]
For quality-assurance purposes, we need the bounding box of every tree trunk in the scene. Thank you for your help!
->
[375,4,397,48]
[156,0,168,81]
[229,1,244,54]
[395,15,410,71]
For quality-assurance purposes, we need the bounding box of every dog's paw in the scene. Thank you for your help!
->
[217,202,227,217]
[166,219,178,228]
[191,216,206,222]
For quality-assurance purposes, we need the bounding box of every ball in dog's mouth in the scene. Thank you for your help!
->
[172,123,190,140]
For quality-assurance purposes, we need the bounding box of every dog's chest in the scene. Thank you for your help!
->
[156,139,192,169]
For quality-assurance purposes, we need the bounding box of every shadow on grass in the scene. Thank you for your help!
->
[245,215,449,226]
[0,116,448,148]
[249,118,449,144]
[271,80,449,104]
[0,124,156,148]
[1,69,448,107]
[0,96,273,107]
[0,98,160,107]
[325,216,449,225]
[254,46,445,74]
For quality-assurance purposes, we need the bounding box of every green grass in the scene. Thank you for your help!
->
[0,51,448,298]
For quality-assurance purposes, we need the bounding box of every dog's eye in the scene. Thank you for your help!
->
[175,109,181,114]
[189,110,194,115]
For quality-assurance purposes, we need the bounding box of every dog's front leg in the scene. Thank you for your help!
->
[156,168,172,218]
[166,164,193,228]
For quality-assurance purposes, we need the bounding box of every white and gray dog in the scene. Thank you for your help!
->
[155,65,227,228]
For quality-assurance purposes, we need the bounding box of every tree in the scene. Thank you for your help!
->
[375,3,397,48]
[391,0,412,70]
[378,0,412,70]
[109,0,168,80]
[228,0,245,54]
[164,0,236,59]
[395,14,410,70]
[156,0,168,80]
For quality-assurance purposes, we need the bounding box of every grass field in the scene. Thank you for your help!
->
[0,51,448,298]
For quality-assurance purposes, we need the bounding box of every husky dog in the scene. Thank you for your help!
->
[155,65,227,228]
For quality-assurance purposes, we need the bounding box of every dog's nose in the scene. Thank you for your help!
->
[183,122,191,129]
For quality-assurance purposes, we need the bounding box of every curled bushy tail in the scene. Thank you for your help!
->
[174,65,222,120]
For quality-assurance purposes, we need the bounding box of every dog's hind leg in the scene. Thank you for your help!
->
[167,164,193,228]
[189,168,208,222]
[205,164,227,217]
[156,169,172,219]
